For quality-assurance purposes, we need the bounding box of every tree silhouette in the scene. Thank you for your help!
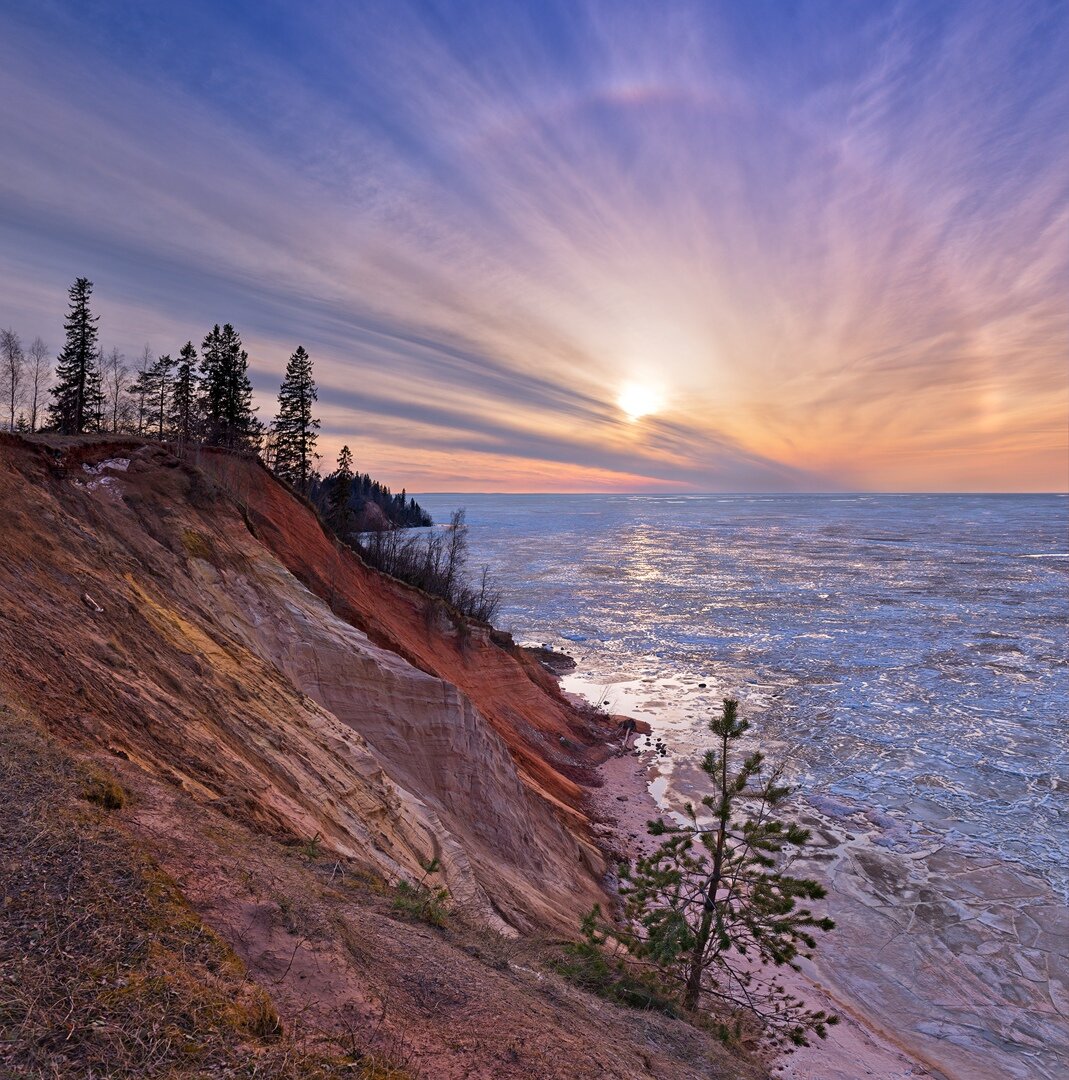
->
[201,323,259,451]
[169,341,202,448]
[150,354,175,438]
[49,278,103,433]
[326,444,354,536]
[272,345,319,491]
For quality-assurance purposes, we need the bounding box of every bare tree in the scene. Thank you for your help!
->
[355,508,501,623]
[443,508,468,597]
[1,328,26,432]
[260,422,277,470]
[102,347,130,433]
[26,337,49,432]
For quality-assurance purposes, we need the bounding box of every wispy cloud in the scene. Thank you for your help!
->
[0,0,1065,490]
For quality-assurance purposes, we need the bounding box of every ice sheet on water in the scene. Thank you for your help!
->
[416,491,1069,896]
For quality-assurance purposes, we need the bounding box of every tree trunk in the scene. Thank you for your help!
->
[684,906,715,1010]
[683,724,731,1011]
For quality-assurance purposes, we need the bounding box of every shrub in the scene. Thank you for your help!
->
[546,939,680,1016]
[390,859,450,928]
[355,509,502,624]
[82,771,127,810]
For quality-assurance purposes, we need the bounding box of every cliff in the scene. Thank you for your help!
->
[0,433,761,1079]
[0,434,612,932]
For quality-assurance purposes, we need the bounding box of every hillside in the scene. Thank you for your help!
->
[0,433,763,1079]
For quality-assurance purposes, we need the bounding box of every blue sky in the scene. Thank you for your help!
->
[1,0,1066,490]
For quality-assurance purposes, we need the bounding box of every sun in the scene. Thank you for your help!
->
[616,382,664,421]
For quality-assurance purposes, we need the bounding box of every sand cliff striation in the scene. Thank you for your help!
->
[0,434,613,933]
[0,433,770,1078]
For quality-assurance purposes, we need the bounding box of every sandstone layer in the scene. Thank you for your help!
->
[0,434,614,932]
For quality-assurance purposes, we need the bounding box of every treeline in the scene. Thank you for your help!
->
[3,276,501,622]
[1,276,429,527]
[315,468,432,529]
[3,278,264,455]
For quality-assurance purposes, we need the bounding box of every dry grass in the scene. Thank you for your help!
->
[0,702,394,1079]
[81,768,128,810]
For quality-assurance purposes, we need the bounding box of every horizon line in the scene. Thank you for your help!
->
[411,490,1069,498]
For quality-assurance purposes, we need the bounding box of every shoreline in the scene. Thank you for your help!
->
[539,651,1068,1080]
[562,672,944,1080]
[557,663,1068,1080]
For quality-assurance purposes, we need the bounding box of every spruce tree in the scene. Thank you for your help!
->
[150,354,175,438]
[49,277,102,434]
[272,345,319,491]
[327,445,354,536]
[201,323,259,451]
[85,347,105,431]
[169,341,202,448]
[584,699,836,1046]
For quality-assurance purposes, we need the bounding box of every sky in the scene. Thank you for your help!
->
[1,0,1066,492]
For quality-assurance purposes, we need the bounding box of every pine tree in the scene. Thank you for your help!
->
[327,445,354,536]
[169,341,202,448]
[201,323,259,451]
[584,700,836,1047]
[150,354,175,438]
[272,345,319,492]
[49,278,103,434]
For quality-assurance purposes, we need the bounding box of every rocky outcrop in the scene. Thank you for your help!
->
[0,435,613,932]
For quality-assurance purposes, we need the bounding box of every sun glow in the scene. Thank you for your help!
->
[617,383,664,421]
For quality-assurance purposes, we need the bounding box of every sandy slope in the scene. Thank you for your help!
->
[0,434,613,931]
[0,433,767,1077]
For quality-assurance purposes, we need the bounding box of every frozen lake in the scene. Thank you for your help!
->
[415,492,1069,1078]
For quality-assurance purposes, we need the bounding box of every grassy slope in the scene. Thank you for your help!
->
[0,701,355,1079]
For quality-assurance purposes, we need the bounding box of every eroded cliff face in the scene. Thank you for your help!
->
[0,435,614,932]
